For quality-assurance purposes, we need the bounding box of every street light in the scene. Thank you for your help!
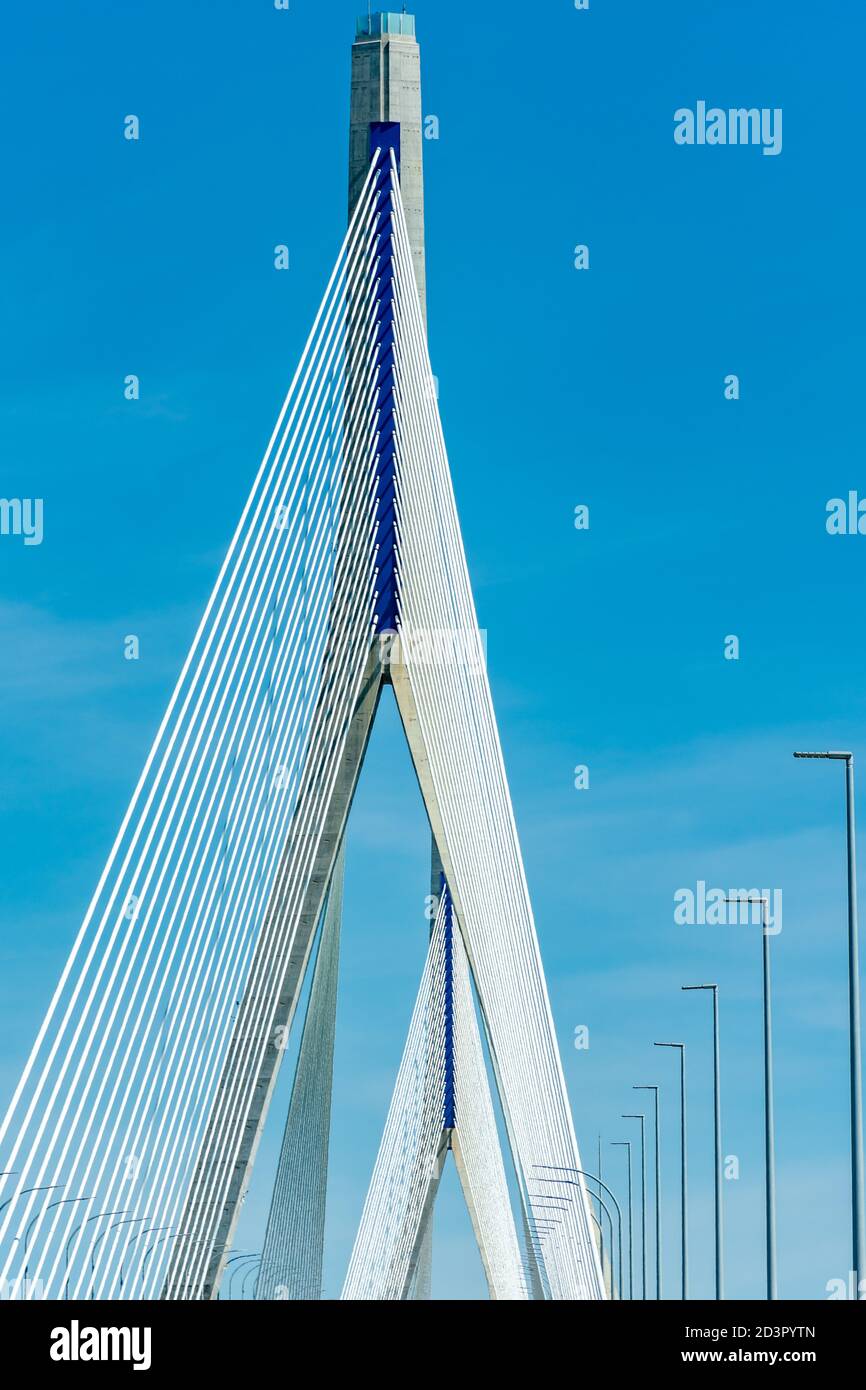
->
[622,1113,647,1300]
[655,1042,688,1300]
[597,1136,604,1288]
[585,1194,618,1299]
[724,893,777,1300]
[241,1258,262,1301]
[227,1253,261,1300]
[0,1182,64,1293]
[635,1085,662,1300]
[683,983,723,1299]
[532,1166,625,1301]
[23,1195,91,1291]
[532,1189,615,1298]
[0,1182,64,1217]
[220,1251,254,1300]
[120,1226,173,1293]
[794,750,865,1291]
[588,1210,605,1269]
[611,1140,634,1301]
[90,1217,150,1298]
[64,1208,129,1299]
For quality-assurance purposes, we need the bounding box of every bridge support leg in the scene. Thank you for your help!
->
[166,645,383,1300]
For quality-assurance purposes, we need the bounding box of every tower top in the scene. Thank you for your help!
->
[355,12,416,41]
[349,8,426,319]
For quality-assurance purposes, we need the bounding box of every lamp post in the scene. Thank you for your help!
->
[597,1135,604,1285]
[220,1251,254,1300]
[611,1140,633,1301]
[724,894,777,1300]
[64,1208,129,1299]
[683,983,723,1299]
[241,1258,262,1301]
[0,1183,64,1294]
[532,1166,625,1301]
[120,1226,173,1293]
[622,1113,647,1299]
[585,1193,618,1299]
[90,1217,150,1298]
[528,1193,571,1260]
[142,1231,188,1296]
[23,1195,91,1290]
[227,1253,261,1300]
[794,750,865,1292]
[655,1042,688,1300]
[0,1181,63,1217]
[634,1085,661,1299]
[588,1211,604,1276]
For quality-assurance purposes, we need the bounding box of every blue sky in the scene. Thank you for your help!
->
[1,0,865,1300]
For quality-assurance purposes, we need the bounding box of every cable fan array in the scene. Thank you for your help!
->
[0,148,603,1301]
[342,888,527,1301]
[383,159,603,1299]
[0,162,385,1303]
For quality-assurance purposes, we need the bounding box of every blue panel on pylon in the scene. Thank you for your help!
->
[370,136,400,635]
[370,120,401,178]
[443,883,456,1130]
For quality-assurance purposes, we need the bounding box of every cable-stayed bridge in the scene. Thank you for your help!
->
[0,14,602,1303]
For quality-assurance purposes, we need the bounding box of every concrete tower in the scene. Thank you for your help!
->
[349,11,426,320]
